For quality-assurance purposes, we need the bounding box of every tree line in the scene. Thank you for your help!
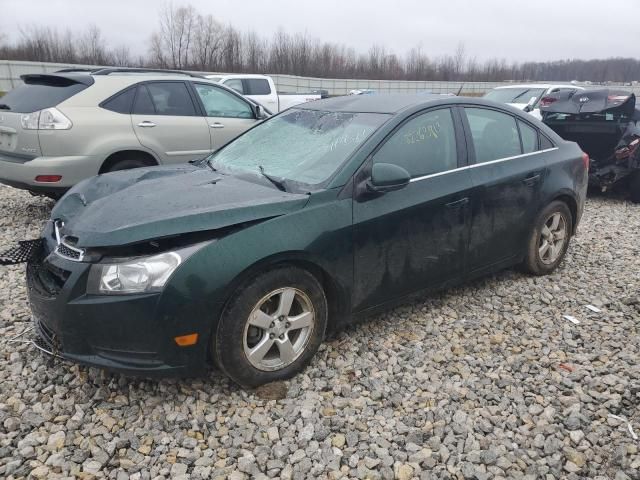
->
[2,3,640,83]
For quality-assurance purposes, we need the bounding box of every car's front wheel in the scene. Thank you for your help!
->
[522,200,573,275]
[214,266,328,387]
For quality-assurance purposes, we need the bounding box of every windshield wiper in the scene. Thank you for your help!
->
[189,156,216,172]
[258,166,287,192]
[0,104,10,110]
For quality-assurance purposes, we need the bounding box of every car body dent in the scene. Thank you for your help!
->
[52,165,310,248]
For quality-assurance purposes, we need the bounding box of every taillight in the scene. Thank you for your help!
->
[608,95,629,103]
[21,108,72,130]
[581,152,589,171]
[615,138,640,160]
[540,96,557,107]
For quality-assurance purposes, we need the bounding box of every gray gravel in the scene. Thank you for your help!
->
[0,185,638,480]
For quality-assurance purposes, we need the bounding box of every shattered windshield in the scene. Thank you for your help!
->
[209,108,389,187]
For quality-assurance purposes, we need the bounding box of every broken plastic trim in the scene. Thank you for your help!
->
[0,239,43,265]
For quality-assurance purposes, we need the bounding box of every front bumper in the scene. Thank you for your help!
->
[26,234,209,377]
[0,152,100,190]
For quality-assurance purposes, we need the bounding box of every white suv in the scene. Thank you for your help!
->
[0,68,268,197]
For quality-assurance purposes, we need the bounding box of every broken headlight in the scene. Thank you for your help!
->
[87,244,203,295]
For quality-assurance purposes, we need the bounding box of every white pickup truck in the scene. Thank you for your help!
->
[205,74,323,113]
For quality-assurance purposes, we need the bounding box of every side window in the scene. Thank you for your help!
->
[132,85,155,115]
[101,87,135,114]
[373,109,458,178]
[540,135,555,150]
[138,82,197,116]
[465,108,521,163]
[518,120,539,154]
[245,79,271,95]
[223,79,245,94]
[193,84,254,119]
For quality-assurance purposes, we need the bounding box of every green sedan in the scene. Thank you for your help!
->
[25,94,588,387]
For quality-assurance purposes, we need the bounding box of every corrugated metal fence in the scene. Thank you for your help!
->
[2,60,640,96]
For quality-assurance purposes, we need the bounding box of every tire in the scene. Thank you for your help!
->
[104,158,151,173]
[522,200,573,276]
[214,266,328,388]
[629,171,640,204]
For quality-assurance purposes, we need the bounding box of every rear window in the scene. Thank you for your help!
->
[245,79,271,95]
[101,87,135,114]
[0,79,89,113]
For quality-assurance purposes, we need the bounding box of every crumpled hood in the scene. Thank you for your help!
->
[52,165,309,247]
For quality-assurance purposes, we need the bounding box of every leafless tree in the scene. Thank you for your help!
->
[150,3,197,69]
[4,2,640,84]
[191,13,224,71]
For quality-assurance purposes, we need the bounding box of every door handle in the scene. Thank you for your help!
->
[137,121,156,128]
[209,123,225,129]
[522,173,541,186]
[445,197,469,209]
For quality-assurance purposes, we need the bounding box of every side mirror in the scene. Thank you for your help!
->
[254,105,269,120]
[367,163,411,193]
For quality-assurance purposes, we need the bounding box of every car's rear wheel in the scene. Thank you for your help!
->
[214,266,327,387]
[522,200,573,275]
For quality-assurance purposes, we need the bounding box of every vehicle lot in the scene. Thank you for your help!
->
[0,185,638,479]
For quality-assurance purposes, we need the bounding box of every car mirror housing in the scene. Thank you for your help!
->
[367,163,411,193]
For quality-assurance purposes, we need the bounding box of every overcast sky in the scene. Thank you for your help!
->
[2,0,639,63]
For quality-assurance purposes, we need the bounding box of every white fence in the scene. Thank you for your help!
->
[2,59,640,96]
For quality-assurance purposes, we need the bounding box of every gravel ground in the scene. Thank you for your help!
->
[0,185,638,480]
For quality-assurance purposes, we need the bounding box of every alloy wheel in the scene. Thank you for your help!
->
[538,212,568,265]
[243,287,315,371]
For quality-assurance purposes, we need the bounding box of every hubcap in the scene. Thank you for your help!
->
[538,212,568,265]
[243,288,315,371]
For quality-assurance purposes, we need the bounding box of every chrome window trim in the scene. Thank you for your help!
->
[408,147,558,183]
[468,147,558,169]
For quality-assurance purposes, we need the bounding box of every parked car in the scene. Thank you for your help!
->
[18,94,587,387]
[540,88,640,203]
[484,84,585,119]
[0,68,268,197]
[205,74,321,113]
[349,89,376,95]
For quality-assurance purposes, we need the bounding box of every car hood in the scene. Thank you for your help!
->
[51,165,310,248]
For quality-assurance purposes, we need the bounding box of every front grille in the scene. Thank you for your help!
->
[55,242,83,261]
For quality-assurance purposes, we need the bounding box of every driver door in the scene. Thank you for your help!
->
[352,108,473,311]
[191,83,258,149]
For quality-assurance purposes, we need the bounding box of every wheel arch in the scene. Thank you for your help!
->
[99,149,159,174]
[549,192,579,235]
[216,251,350,338]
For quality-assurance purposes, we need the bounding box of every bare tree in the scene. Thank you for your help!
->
[192,13,224,71]
[78,25,110,65]
[151,3,197,68]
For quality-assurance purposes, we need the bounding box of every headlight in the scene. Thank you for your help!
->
[87,244,204,295]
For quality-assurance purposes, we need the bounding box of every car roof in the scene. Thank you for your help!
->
[297,94,446,114]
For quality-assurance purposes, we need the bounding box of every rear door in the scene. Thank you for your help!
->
[130,81,211,164]
[190,82,257,149]
[461,106,549,273]
[0,75,90,161]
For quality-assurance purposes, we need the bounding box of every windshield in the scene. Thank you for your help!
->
[484,88,546,104]
[210,108,389,188]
